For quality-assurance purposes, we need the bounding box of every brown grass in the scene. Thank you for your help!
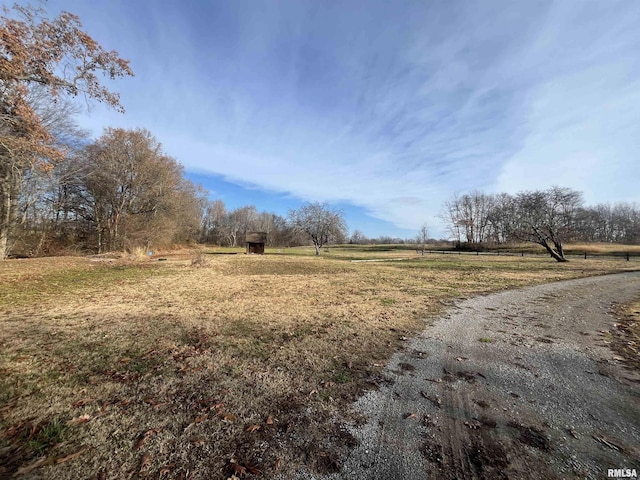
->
[564,242,640,254]
[610,298,640,373]
[1,247,638,479]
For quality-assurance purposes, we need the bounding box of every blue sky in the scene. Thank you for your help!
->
[41,0,640,239]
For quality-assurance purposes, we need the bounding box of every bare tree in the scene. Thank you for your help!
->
[417,223,428,254]
[288,202,347,255]
[442,187,637,252]
[349,229,367,245]
[254,211,289,247]
[200,199,227,244]
[440,192,496,245]
[198,202,292,247]
[13,89,89,255]
[222,206,257,247]
[234,205,258,245]
[510,187,583,262]
[485,192,515,244]
[611,202,640,243]
[440,194,463,245]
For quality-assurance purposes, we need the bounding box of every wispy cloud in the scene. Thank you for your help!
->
[52,0,640,235]
[494,1,640,205]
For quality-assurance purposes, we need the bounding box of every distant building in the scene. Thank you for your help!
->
[245,232,267,254]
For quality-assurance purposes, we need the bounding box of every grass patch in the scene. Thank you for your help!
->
[26,419,69,455]
[332,371,352,384]
[0,247,638,478]
[1,417,72,473]
[479,337,494,343]
[0,256,164,308]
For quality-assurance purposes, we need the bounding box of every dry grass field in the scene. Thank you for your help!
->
[612,298,640,374]
[1,246,639,479]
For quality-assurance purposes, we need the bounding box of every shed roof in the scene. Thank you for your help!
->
[245,232,267,243]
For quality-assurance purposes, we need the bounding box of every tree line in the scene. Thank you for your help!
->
[440,188,640,261]
[17,127,207,255]
[200,200,347,251]
[10,121,349,256]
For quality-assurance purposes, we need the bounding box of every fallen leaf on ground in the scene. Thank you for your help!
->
[265,415,274,425]
[68,414,91,425]
[56,446,89,464]
[15,457,54,475]
[420,391,443,408]
[140,453,152,469]
[230,462,246,476]
[567,428,579,439]
[222,413,237,423]
[244,424,261,433]
[592,434,625,451]
[194,414,208,424]
[247,465,262,474]
[134,429,159,450]
[403,412,417,419]
[159,463,176,475]
[184,414,209,431]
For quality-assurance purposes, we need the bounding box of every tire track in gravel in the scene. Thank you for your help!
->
[298,271,640,480]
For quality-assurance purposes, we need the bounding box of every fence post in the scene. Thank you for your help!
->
[627,252,630,261]
[521,251,524,257]
[584,251,587,260]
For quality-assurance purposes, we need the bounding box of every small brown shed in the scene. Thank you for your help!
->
[245,231,267,254]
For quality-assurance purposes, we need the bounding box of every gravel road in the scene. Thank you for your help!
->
[300,271,640,480]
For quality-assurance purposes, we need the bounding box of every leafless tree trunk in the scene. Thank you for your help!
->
[510,187,583,262]
[0,165,19,259]
[417,223,428,255]
[288,202,347,255]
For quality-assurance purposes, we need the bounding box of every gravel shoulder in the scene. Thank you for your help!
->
[301,271,640,480]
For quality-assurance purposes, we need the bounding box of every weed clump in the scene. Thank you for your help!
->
[190,249,210,267]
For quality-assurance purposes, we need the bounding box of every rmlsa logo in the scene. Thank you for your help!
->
[608,469,638,478]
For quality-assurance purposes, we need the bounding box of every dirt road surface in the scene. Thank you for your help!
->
[299,272,640,480]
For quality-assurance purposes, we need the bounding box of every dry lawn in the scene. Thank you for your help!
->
[1,247,638,479]
[611,298,640,374]
[563,242,640,254]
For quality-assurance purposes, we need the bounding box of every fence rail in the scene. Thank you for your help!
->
[414,249,639,262]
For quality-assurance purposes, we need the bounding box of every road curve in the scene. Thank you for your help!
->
[301,272,640,480]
